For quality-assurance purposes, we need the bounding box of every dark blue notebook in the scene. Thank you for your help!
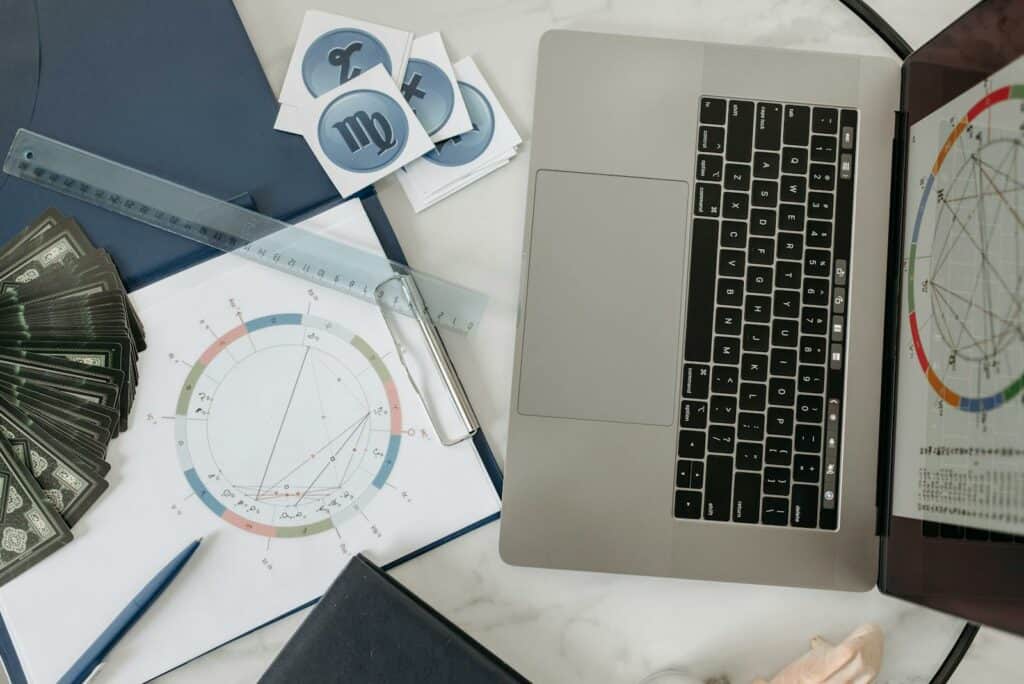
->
[0,1,502,681]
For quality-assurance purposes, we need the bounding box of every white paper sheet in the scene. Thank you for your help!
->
[891,55,1024,534]
[0,200,500,683]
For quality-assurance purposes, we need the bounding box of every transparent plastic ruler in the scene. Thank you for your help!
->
[2,129,486,334]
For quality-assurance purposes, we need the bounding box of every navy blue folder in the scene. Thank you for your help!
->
[0,1,502,681]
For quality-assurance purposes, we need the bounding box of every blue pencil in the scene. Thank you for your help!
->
[58,538,202,684]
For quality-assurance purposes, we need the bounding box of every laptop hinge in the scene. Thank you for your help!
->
[875,107,909,541]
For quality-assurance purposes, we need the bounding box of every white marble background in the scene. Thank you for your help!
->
[142,0,1024,681]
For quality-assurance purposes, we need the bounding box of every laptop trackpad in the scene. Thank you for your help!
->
[518,170,689,426]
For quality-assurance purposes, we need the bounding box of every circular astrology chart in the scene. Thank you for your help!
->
[175,313,401,537]
[907,84,1024,412]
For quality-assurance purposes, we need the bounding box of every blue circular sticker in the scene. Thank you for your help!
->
[317,89,408,172]
[425,82,495,167]
[400,59,454,136]
[302,29,392,98]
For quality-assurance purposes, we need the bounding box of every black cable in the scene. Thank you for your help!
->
[836,0,913,59]
[833,2,979,682]
[930,621,980,683]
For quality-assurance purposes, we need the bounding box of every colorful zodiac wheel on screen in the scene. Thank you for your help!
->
[174,313,401,537]
[907,84,1024,412]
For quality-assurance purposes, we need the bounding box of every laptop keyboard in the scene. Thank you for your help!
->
[675,97,857,531]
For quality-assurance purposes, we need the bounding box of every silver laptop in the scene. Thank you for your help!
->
[500,29,900,591]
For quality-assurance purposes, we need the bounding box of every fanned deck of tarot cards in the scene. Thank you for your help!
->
[0,209,143,587]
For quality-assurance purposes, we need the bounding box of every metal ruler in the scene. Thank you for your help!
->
[2,129,487,334]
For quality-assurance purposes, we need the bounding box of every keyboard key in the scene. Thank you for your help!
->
[799,337,827,365]
[830,343,843,370]
[735,443,762,472]
[840,152,853,179]
[778,233,803,261]
[726,100,755,162]
[771,319,798,347]
[807,192,833,219]
[724,163,751,191]
[721,221,747,248]
[834,259,848,286]
[677,459,694,488]
[694,183,721,217]
[704,456,733,520]
[805,249,831,277]
[840,124,855,148]
[773,290,800,318]
[733,472,761,523]
[753,151,780,178]
[681,400,708,429]
[711,366,739,393]
[746,267,772,295]
[745,295,772,323]
[783,105,809,146]
[780,175,806,203]
[740,353,768,382]
[700,97,727,124]
[719,249,746,277]
[755,102,783,150]
[741,382,765,409]
[798,366,825,393]
[808,163,835,190]
[770,348,797,376]
[717,279,744,306]
[764,467,790,495]
[749,238,775,265]
[795,425,821,453]
[714,336,740,365]
[683,220,718,361]
[750,209,776,236]
[832,288,846,314]
[794,454,821,483]
[762,497,789,525]
[678,430,705,459]
[737,413,765,441]
[690,460,705,489]
[775,260,802,289]
[766,438,793,465]
[806,220,832,248]
[940,524,965,539]
[778,204,804,231]
[707,426,735,454]
[675,489,702,518]
[800,307,829,335]
[810,135,837,162]
[751,180,778,207]
[699,125,725,153]
[715,307,742,335]
[812,107,838,134]
[710,395,737,423]
[743,323,770,352]
[791,484,819,527]
[781,146,808,174]
[769,378,796,406]
[802,278,830,305]
[682,363,710,398]
[739,383,766,411]
[767,407,793,435]
[696,154,724,181]
[722,192,749,219]
[797,395,823,423]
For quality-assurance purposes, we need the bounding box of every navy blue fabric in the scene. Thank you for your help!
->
[0,0,338,290]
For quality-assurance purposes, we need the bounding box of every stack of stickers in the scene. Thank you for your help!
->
[0,209,143,586]
[274,12,521,211]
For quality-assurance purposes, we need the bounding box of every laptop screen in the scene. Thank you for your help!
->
[882,0,1024,635]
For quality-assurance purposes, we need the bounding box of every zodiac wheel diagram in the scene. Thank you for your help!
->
[907,84,1024,413]
[174,313,401,537]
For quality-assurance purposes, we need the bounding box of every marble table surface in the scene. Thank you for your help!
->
[153,1,1024,682]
